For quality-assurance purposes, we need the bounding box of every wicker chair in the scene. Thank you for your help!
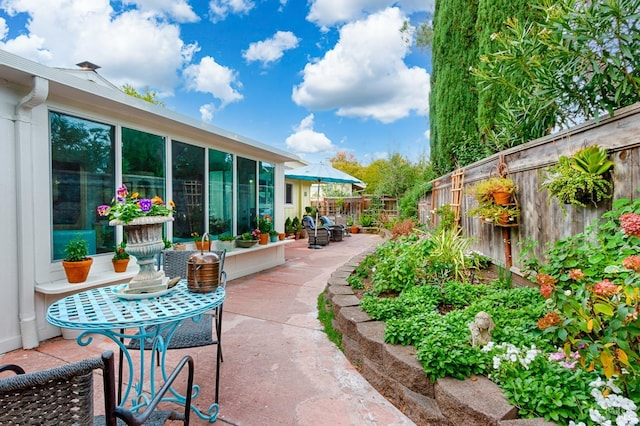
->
[319,215,346,241]
[0,350,194,425]
[302,215,331,246]
[161,248,226,403]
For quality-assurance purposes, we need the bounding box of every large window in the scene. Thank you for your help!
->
[259,162,275,222]
[208,149,233,238]
[236,157,256,235]
[50,112,115,260]
[122,128,165,201]
[172,140,205,240]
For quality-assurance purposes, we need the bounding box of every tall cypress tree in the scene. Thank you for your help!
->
[430,0,480,174]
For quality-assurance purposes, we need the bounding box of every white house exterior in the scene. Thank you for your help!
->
[0,50,298,353]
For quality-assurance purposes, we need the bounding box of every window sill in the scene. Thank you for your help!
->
[35,269,137,295]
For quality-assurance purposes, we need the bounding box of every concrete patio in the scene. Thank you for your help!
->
[1,233,415,426]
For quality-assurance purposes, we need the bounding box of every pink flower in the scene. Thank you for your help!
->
[569,269,585,281]
[540,284,553,299]
[620,213,640,237]
[536,273,557,287]
[593,279,619,297]
[622,255,640,272]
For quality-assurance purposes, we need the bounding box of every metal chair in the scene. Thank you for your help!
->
[162,248,226,403]
[0,350,194,425]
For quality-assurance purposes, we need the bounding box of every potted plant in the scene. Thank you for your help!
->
[269,229,280,242]
[236,229,260,248]
[347,216,359,234]
[291,216,304,239]
[112,241,130,273]
[217,234,236,251]
[540,145,613,214]
[62,234,93,283]
[284,217,295,236]
[467,203,520,226]
[467,177,517,205]
[256,216,272,245]
[191,232,211,251]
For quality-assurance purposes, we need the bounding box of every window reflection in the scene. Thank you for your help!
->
[50,112,114,260]
[172,140,205,240]
[209,149,233,238]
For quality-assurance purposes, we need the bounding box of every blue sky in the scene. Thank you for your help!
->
[0,0,433,165]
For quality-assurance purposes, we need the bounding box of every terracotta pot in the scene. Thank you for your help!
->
[259,233,269,245]
[279,233,286,241]
[493,190,511,205]
[350,226,359,234]
[112,258,129,273]
[195,241,212,251]
[62,258,93,283]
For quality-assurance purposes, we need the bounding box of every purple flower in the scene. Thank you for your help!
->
[96,205,111,216]
[138,199,152,212]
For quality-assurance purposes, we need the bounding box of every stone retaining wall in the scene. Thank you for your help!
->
[323,250,556,426]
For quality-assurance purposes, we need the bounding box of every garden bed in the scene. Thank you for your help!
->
[323,257,548,425]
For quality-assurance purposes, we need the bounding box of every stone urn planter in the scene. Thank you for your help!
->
[110,215,173,293]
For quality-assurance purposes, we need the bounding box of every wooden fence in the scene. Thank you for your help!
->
[422,102,640,276]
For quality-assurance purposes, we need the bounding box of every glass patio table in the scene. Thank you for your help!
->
[46,280,225,423]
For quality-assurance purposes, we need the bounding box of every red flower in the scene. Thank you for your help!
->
[620,213,640,237]
[540,284,553,299]
[622,255,640,272]
[593,279,619,297]
[569,269,585,281]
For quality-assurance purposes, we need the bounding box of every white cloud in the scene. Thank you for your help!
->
[200,103,215,122]
[124,0,200,23]
[184,56,243,107]
[0,0,197,94]
[285,114,336,154]
[292,7,430,123]
[209,0,254,23]
[307,0,433,28]
[243,31,299,66]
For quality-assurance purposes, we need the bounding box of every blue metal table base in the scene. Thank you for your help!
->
[75,320,219,422]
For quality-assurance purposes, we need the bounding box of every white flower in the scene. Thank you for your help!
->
[564,289,572,296]
[590,408,612,425]
[569,422,586,426]
[615,410,639,426]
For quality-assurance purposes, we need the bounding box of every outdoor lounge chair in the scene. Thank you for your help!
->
[0,350,194,425]
[319,215,347,241]
[302,215,331,246]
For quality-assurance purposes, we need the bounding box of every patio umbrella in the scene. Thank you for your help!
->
[285,163,364,249]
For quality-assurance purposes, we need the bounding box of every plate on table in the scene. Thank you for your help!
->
[112,284,172,301]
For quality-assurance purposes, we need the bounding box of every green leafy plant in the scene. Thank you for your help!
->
[540,146,613,214]
[64,235,89,262]
[96,184,174,224]
[284,217,295,234]
[218,234,236,242]
[255,215,272,233]
[467,177,517,204]
[112,241,129,260]
[359,213,374,227]
[268,229,279,237]
[467,203,519,225]
[533,193,640,385]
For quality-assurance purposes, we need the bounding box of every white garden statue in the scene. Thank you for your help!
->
[469,311,495,347]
